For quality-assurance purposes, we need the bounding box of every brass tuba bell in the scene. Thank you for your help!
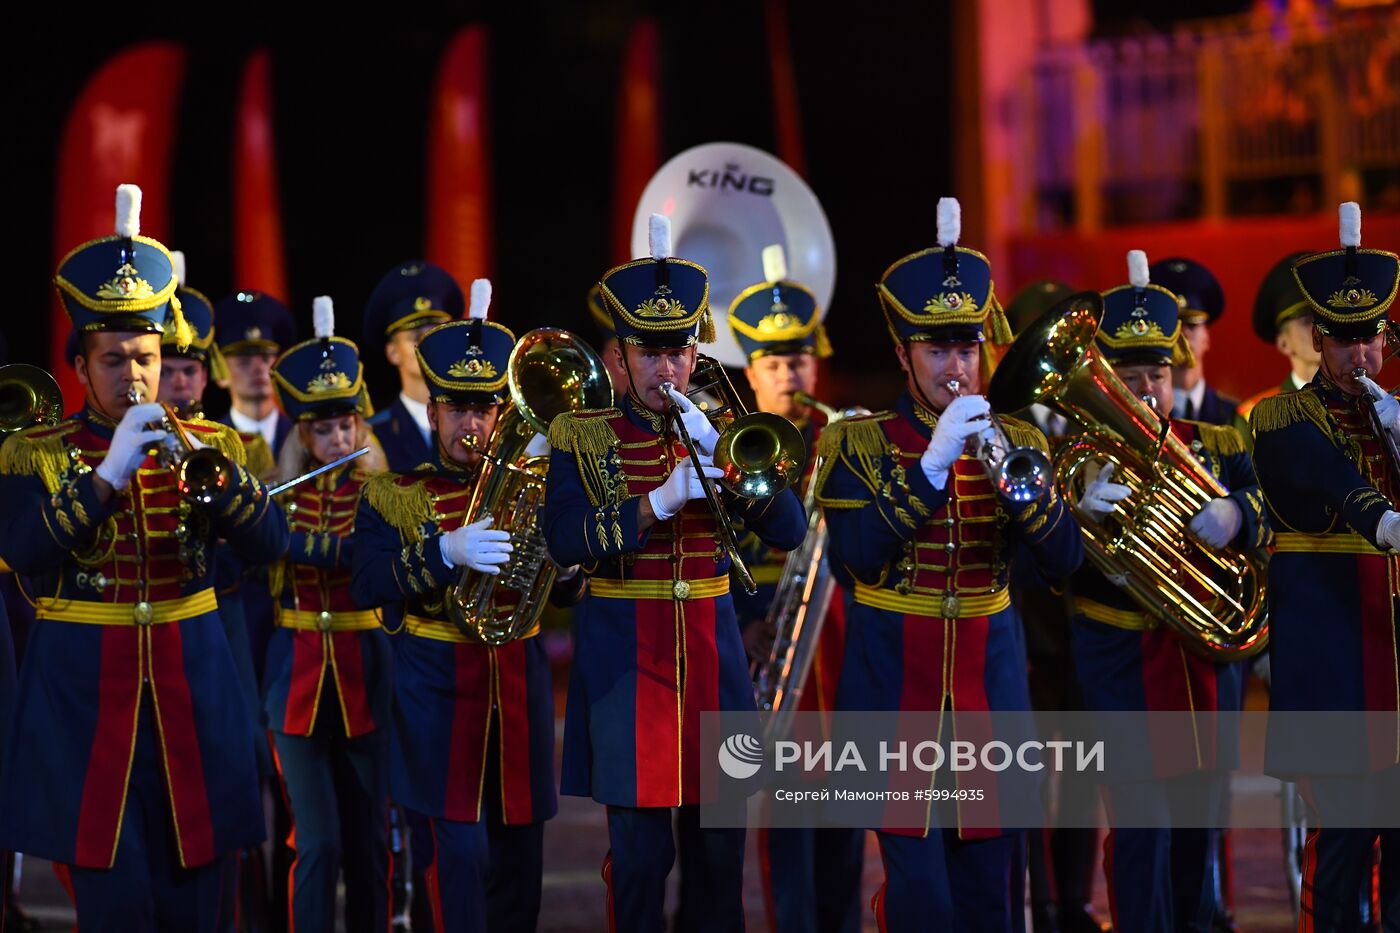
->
[987,292,1269,661]
[0,364,64,434]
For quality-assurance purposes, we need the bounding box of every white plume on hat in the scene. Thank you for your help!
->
[469,279,492,320]
[1127,250,1150,289]
[171,250,187,288]
[937,197,961,248]
[116,184,142,239]
[762,244,787,284]
[1340,201,1362,248]
[313,296,335,339]
[649,213,672,260]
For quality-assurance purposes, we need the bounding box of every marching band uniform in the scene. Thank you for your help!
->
[364,261,463,473]
[544,235,806,932]
[353,310,581,932]
[1237,252,1314,424]
[213,290,296,460]
[0,189,288,929]
[1067,255,1267,933]
[267,300,392,932]
[1151,258,1243,430]
[815,204,1082,931]
[727,251,865,933]
[1252,209,1400,929]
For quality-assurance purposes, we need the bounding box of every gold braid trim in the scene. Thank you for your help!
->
[268,561,286,602]
[364,473,435,543]
[548,410,621,461]
[999,415,1049,454]
[0,423,79,493]
[1250,391,1331,437]
[242,434,276,480]
[1194,422,1248,457]
[186,420,248,467]
[814,413,896,499]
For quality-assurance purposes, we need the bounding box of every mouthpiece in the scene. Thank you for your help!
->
[945,380,962,395]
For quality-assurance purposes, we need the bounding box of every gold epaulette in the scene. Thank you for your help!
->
[999,415,1049,454]
[185,420,248,467]
[816,411,896,462]
[548,408,621,460]
[0,421,80,493]
[1191,421,1248,457]
[363,471,435,542]
[1250,390,1330,437]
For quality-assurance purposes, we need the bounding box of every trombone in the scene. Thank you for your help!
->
[660,355,805,596]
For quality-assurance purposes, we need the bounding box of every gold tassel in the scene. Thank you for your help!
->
[697,306,716,344]
[268,561,286,602]
[168,293,193,352]
[1249,390,1330,437]
[364,472,435,542]
[548,410,621,461]
[0,424,78,493]
[813,322,833,359]
[1000,415,1050,454]
[1171,328,1197,369]
[986,291,1014,346]
[358,386,375,419]
[1195,423,1248,457]
[818,413,893,462]
[208,344,230,385]
[242,434,276,480]
[188,420,249,467]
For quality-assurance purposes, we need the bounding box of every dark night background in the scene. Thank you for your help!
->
[6,1,1248,412]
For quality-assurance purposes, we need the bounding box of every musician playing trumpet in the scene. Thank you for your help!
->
[1065,251,1267,933]
[0,185,287,928]
[1252,203,1400,930]
[543,216,805,933]
[814,199,1082,931]
[351,285,583,931]
[726,244,865,933]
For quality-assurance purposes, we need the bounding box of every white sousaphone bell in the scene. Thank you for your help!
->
[630,142,837,368]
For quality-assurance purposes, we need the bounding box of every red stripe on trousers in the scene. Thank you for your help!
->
[495,642,534,824]
[427,819,445,933]
[283,631,324,735]
[1101,790,1121,933]
[602,851,617,933]
[757,826,777,933]
[884,614,942,834]
[330,631,375,737]
[73,627,142,867]
[1140,633,1209,771]
[948,616,1000,838]
[680,597,719,801]
[443,644,491,820]
[634,597,681,807]
[148,623,216,866]
[1357,557,1399,767]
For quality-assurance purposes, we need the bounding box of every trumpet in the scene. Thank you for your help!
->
[754,391,867,744]
[945,379,1051,502]
[659,355,805,597]
[126,386,232,504]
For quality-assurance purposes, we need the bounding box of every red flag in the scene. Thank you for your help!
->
[611,20,663,264]
[51,42,188,408]
[427,26,493,290]
[233,49,289,303]
[764,0,807,177]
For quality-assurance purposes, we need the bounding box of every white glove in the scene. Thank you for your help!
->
[920,395,994,489]
[1189,497,1244,548]
[648,454,724,521]
[96,402,168,491]
[438,516,513,574]
[1358,373,1400,435]
[1077,463,1132,520]
[524,432,551,458]
[664,387,721,457]
[1377,510,1400,552]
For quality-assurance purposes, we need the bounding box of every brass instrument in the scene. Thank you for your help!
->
[445,328,613,644]
[987,291,1269,660]
[1353,321,1400,490]
[126,386,232,505]
[660,354,806,596]
[0,365,63,433]
[945,379,1051,503]
[754,391,866,744]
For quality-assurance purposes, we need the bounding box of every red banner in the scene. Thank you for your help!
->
[51,42,188,409]
[764,0,806,177]
[427,25,493,290]
[611,20,663,265]
[233,49,289,303]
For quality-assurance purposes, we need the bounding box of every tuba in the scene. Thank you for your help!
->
[987,292,1269,661]
[0,365,64,434]
[445,328,613,644]
[660,354,806,595]
[126,386,232,505]
[753,391,865,745]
